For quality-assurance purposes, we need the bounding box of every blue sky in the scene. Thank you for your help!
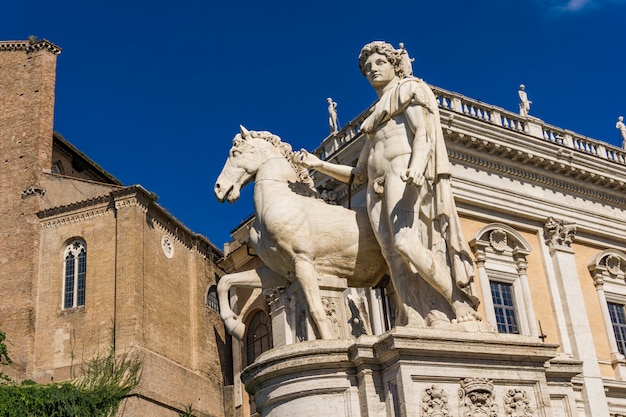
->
[2,0,625,247]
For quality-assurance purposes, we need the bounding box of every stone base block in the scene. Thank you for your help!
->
[242,328,581,417]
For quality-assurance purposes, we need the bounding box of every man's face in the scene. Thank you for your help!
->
[363,53,396,89]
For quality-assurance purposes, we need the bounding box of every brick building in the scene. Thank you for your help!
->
[0,39,232,416]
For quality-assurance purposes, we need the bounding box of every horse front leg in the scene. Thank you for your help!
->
[217,266,289,340]
[295,259,333,340]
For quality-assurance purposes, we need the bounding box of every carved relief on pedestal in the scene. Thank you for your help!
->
[544,216,576,251]
[459,378,498,417]
[322,296,342,338]
[503,388,534,417]
[421,384,450,417]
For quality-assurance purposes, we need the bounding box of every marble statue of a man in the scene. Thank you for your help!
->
[518,84,531,117]
[327,97,339,134]
[616,116,626,149]
[297,41,480,327]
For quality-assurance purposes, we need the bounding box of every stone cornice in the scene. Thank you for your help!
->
[448,147,626,207]
[38,195,112,229]
[0,39,61,55]
[37,186,222,259]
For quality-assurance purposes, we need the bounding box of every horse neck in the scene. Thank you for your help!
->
[253,150,301,204]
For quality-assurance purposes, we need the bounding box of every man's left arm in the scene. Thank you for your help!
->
[400,83,434,187]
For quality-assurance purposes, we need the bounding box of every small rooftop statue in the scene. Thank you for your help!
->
[518,84,532,117]
[616,116,626,149]
[327,97,339,134]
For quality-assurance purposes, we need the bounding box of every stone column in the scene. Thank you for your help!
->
[544,217,610,416]
[474,251,498,332]
[368,289,384,336]
[591,273,626,379]
[266,287,293,347]
[514,252,538,337]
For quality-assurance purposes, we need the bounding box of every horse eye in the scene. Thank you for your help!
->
[230,149,241,157]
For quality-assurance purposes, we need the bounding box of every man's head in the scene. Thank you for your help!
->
[358,41,404,78]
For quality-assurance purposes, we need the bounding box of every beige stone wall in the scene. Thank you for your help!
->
[34,190,230,415]
[34,203,117,381]
[40,172,121,209]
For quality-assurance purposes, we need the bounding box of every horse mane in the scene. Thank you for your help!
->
[235,130,319,198]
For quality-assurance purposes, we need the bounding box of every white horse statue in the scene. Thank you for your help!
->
[214,127,389,340]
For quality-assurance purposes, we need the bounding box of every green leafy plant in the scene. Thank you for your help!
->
[0,329,142,417]
[0,330,13,385]
[179,404,197,417]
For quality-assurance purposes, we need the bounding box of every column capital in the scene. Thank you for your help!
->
[544,217,576,252]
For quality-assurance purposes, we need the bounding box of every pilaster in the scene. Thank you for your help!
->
[544,216,610,416]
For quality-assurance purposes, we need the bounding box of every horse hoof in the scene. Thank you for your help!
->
[225,317,245,340]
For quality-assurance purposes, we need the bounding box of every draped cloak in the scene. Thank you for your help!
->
[360,77,477,307]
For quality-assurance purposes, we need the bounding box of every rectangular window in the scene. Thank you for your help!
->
[608,302,626,355]
[490,281,519,334]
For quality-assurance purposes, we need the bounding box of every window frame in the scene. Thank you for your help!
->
[470,224,537,336]
[245,310,272,366]
[62,239,87,310]
[588,249,626,379]
[206,285,220,313]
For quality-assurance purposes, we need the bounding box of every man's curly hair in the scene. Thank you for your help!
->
[358,41,404,77]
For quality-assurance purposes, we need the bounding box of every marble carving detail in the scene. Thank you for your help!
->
[459,378,498,417]
[544,216,576,250]
[503,388,534,417]
[421,384,450,417]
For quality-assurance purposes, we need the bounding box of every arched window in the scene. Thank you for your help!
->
[246,310,272,365]
[63,240,86,309]
[470,224,537,336]
[206,285,219,313]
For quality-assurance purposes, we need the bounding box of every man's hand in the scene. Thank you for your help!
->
[401,166,424,187]
[294,149,323,169]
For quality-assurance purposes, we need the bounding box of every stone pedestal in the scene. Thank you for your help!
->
[241,328,581,417]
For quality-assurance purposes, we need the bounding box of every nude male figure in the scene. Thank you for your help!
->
[297,42,480,326]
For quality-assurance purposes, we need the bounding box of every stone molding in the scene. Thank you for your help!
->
[0,39,62,55]
[38,194,112,229]
[449,147,626,207]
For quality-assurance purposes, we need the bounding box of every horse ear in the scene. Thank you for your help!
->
[239,125,251,139]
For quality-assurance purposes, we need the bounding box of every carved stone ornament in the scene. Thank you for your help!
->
[459,378,498,417]
[544,217,576,250]
[322,297,341,336]
[489,229,508,253]
[503,388,533,417]
[606,255,623,276]
[161,235,174,259]
[421,384,450,417]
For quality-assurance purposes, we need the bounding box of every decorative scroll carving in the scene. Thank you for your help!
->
[606,255,623,276]
[319,189,337,204]
[265,287,286,313]
[459,378,497,417]
[421,384,450,417]
[544,217,576,250]
[503,388,533,417]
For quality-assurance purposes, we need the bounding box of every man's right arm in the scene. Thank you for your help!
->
[296,148,366,185]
